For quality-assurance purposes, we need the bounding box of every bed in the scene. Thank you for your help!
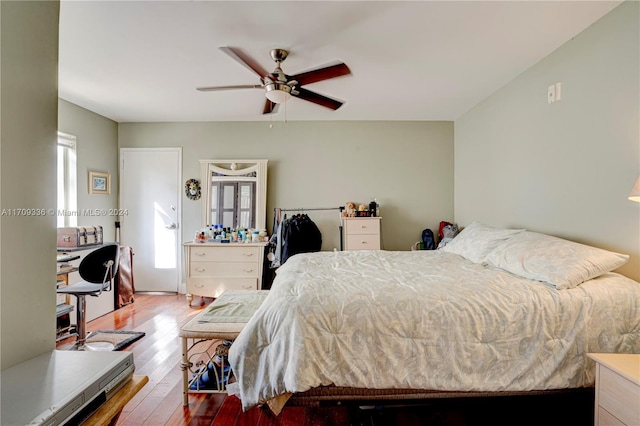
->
[228,223,640,414]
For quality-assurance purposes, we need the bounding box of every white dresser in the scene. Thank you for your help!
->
[588,353,640,426]
[342,217,382,251]
[184,242,267,306]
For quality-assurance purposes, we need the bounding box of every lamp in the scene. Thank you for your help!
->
[264,82,292,104]
[629,176,640,202]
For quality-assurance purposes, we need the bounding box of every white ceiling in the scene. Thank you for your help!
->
[58,1,622,123]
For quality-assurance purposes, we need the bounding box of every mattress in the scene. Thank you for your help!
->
[228,250,640,412]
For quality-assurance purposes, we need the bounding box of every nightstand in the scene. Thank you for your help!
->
[342,217,382,251]
[588,353,640,426]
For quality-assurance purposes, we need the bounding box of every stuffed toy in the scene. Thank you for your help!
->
[437,223,460,249]
[344,202,356,217]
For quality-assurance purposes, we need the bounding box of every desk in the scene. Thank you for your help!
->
[57,254,80,287]
[56,260,80,340]
[57,264,79,289]
[85,375,148,426]
[58,254,81,263]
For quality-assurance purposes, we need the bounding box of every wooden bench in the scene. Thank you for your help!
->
[179,290,269,406]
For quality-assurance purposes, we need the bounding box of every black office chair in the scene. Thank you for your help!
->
[57,244,119,350]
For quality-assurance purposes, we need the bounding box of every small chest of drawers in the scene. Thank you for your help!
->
[342,217,382,251]
[588,353,640,426]
[184,242,266,305]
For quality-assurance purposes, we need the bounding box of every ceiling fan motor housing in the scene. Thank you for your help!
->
[270,49,289,63]
[265,82,292,95]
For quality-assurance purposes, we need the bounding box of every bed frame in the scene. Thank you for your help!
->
[287,385,594,406]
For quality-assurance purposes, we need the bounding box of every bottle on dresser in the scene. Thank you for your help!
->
[368,198,380,217]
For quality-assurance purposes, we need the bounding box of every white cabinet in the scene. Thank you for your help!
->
[184,242,266,305]
[588,353,640,426]
[342,217,382,251]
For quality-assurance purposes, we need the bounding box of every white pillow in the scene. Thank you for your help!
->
[486,231,629,289]
[440,222,524,264]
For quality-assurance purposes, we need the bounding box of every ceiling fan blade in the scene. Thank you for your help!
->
[293,87,344,110]
[289,63,351,86]
[219,47,270,79]
[262,99,279,115]
[196,84,262,92]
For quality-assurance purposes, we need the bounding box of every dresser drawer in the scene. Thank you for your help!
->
[344,218,380,235]
[190,262,259,278]
[345,234,381,250]
[598,407,625,426]
[187,277,258,298]
[189,246,261,262]
[599,365,640,426]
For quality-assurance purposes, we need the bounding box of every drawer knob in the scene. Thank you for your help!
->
[243,253,254,257]
[195,267,206,272]
[194,284,204,288]
[360,225,367,229]
[195,252,206,256]
[243,269,254,273]
[361,241,367,244]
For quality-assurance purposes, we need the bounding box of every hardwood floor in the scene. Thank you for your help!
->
[57,293,224,425]
[57,294,595,426]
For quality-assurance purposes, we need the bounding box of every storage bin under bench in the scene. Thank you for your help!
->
[179,290,269,406]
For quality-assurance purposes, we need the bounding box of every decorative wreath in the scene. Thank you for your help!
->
[185,179,201,200]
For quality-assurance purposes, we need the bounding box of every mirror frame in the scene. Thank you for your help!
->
[199,159,268,230]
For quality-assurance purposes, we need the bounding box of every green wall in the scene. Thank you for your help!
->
[455,1,640,281]
[118,121,455,255]
[58,99,119,240]
[1,0,59,370]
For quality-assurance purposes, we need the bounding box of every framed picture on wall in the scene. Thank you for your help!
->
[89,171,110,195]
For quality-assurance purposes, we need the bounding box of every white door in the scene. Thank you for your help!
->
[120,148,181,292]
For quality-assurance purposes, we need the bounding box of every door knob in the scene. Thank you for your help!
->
[165,223,177,229]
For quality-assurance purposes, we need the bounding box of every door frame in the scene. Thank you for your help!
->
[119,147,182,293]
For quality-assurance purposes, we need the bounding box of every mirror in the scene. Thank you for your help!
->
[200,159,268,230]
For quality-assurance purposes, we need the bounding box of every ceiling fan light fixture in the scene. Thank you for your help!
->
[264,82,292,104]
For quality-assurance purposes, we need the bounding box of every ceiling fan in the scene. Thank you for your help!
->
[197,47,351,115]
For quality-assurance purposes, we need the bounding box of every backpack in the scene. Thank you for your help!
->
[421,229,436,250]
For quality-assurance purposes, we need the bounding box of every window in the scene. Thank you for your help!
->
[210,180,256,229]
[57,132,77,227]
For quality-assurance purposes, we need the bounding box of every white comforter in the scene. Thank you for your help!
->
[228,250,640,411]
